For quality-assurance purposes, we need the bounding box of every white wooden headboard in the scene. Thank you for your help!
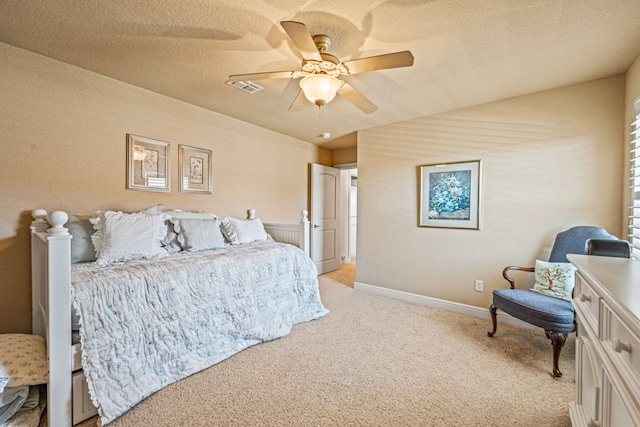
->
[261,209,310,255]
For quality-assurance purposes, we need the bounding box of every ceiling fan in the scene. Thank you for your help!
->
[227,21,414,114]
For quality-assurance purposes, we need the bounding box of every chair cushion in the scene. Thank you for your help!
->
[492,289,576,333]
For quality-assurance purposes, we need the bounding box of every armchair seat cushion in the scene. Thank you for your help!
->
[492,289,575,333]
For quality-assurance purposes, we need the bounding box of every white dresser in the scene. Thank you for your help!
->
[568,254,640,427]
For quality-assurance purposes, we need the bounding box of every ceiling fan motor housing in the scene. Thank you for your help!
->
[313,34,331,52]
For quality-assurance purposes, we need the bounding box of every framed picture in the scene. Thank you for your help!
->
[419,160,482,229]
[126,135,170,192]
[179,145,212,194]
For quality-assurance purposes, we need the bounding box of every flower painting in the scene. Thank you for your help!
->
[428,170,471,220]
[419,160,481,229]
[190,157,203,184]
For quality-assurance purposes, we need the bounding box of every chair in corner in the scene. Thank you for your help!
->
[487,226,618,377]
[585,238,631,258]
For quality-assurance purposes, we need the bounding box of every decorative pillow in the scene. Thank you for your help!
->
[0,334,47,393]
[163,210,218,252]
[174,218,226,252]
[137,204,165,215]
[221,217,268,244]
[65,214,97,263]
[530,260,577,301]
[90,211,168,265]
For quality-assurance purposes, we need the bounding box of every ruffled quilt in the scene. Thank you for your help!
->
[71,241,328,425]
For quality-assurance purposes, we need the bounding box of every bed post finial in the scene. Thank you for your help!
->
[247,209,256,220]
[301,210,309,222]
[31,209,49,233]
[46,211,69,235]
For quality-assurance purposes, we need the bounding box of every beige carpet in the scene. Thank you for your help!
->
[72,271,574,427]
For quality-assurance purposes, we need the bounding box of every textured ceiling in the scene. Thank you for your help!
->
[1,0,640,149]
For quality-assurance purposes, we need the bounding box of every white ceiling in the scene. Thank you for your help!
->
[1,0,639,150]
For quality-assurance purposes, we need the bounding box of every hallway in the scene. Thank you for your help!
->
[320,259,355,287]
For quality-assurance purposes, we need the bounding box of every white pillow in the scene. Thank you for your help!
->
[221,217,268,244]
[163,210,218,252]
[90,211,168,265]
[65,206,164,263]
[530,260,577,302]
[137,204,165,215]
[0,334,47,392]
[174,218,226,252]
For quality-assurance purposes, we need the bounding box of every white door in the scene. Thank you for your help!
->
[310,163,342,274]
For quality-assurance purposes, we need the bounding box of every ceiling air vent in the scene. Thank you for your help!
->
[226,80,263,94]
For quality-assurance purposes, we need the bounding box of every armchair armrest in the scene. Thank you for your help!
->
[502,266,534,289]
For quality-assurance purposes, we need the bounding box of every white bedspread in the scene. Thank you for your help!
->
[71,241,328,425]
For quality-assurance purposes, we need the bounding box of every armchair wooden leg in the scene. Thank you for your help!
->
[487,304,498,337]
[547,330,568,378]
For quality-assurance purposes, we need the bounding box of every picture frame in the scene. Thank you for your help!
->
[126,134,170,192]
[179,145,212,194]
[419,160,482,229]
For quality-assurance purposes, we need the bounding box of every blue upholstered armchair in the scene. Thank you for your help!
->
[487,226,627,377]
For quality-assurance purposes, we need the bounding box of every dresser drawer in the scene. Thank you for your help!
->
[574,272,600,335]
[601,301,640,397]
[601,361,640,427]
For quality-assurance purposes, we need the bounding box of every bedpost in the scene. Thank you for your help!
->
[300,210,310,256]
[31,209,73,426]
[30,210,49,339]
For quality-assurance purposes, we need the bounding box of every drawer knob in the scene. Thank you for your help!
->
[579,294,592,302]
[613,338,632,354]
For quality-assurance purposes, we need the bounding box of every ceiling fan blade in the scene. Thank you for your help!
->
[228,70,294,81]
[280,21,322,61]
[342,51,414,75]
[337,83,378,114]
[288,89,307,111]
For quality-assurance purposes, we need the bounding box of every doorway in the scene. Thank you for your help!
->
[348,168,357,263]
[310,162,357,275]
[334,163,357,266]
[317,165,357,287]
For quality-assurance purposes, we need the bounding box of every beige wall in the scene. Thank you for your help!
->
[332,147,357,166]
[0,43,326,333]
[356,76,626,308]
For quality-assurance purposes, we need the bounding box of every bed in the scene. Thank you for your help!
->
[29,207,327,426]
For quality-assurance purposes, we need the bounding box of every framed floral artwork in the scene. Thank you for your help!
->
[126,134,170,192]
[419,160,482,229]
[179,145,212,194]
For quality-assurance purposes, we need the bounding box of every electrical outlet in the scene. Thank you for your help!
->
[474,280,483,292]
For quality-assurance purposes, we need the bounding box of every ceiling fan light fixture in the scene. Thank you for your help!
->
[299,74,342,107]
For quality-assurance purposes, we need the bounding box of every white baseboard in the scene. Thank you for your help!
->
[353,281,537,330]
